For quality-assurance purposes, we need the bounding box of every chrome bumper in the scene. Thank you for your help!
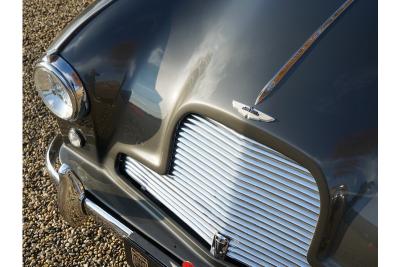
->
[46,135,133,238]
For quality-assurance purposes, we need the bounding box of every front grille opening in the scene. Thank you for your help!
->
[120,161,211,249]
[120,161,248,267]
[122,114,321,266]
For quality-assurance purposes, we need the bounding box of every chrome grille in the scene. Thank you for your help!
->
[124,115,320,266]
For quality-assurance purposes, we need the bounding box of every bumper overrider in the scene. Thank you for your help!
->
[46,135,181,267]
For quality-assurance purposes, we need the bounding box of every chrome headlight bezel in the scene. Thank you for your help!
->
[33,54,88,121]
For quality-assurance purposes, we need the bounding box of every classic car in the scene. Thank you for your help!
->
[33,0,377,266]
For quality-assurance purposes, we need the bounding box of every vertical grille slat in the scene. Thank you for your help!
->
[123,115,321,266]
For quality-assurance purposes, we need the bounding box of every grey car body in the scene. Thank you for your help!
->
[38,0,377,266]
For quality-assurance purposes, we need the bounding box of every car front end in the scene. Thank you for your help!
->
[33,0,377,266]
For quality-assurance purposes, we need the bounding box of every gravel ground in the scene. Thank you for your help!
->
[23,1,128,266]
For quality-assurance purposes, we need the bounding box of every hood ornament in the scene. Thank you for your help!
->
[254,0,355,105]
[232,100,275,122]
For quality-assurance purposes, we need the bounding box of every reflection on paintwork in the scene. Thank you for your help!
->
[128,46,165,119]
[57,0,377,265]
[315,68,377,114]
[158,0,267,107]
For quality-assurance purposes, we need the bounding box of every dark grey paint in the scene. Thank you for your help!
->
[52,0,377,266]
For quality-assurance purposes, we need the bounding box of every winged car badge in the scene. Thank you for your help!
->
[232,100,275,122]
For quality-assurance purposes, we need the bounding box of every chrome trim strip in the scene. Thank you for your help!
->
[254,0,355,105]
[84,198,133,238]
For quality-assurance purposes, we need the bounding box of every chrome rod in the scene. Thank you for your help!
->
[84,198,134,237]
[254,0,355,105]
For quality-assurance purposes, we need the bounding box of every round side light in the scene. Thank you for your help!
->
[68,128,85,148]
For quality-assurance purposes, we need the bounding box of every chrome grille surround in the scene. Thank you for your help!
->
[124,115,321,266]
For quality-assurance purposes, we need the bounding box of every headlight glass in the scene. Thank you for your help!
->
[33,55,87,121]
[34,67,74,120]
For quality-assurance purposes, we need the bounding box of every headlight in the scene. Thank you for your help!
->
[33,55,88,120]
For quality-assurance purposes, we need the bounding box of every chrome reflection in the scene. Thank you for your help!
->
[254,0,355,105]
[124,115,321,266]
[34,55,88,120]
